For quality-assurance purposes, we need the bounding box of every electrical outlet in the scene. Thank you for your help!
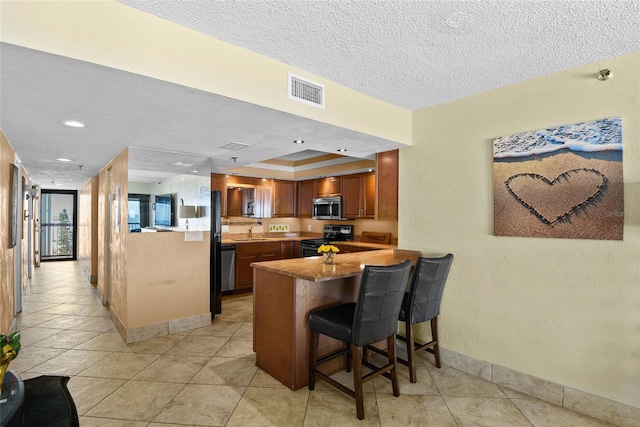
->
[307,224,312,231]
[221,225,229,232]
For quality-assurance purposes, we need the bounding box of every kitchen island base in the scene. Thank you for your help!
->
[254,269,360,390]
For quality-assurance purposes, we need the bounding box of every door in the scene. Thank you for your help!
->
[14,172,23,314]
[40,190,77,261]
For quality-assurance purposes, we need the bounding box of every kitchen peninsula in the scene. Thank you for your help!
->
[252,248,421,390]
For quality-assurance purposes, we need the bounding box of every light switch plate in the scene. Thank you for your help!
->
[185,231,204,241]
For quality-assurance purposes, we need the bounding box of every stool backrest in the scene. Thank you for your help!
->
[352,259,413,346]
[406,254,454,325]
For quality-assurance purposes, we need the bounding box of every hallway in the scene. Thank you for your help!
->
[11,261,613,426]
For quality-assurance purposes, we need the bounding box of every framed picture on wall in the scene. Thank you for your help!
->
[9,163,18,248]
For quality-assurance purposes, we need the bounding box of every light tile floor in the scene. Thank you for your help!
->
[12,261,616,426]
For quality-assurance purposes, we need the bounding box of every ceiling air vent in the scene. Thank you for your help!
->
[220,142,250,151]
[288,72,325,109]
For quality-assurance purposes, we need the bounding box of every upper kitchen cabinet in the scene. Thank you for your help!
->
[272,179,297,217]
[342,172,375,219]
[298,179,314,218]
[315,176,342,197]
[376,149,398,220]
[227,187,256,217]
[211,173,270,218]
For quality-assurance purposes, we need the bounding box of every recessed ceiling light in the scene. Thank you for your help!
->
[337,148,347,152]
[56,158,72,162]
[191,170,199,173]
[61,120,86,128]
[293,139,304,144]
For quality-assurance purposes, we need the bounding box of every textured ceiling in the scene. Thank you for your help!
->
[116,0,640,110]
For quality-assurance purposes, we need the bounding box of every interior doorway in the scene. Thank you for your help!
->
[40,190,77,261]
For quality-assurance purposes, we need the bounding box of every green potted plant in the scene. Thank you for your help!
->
[0,332,20,385]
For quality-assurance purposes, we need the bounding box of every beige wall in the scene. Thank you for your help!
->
[78,177,98,283]
[126,232,210,328]
[0,131,32,332]
[97,149,129,323]
[401,51,640,408]
[0,130,16,333]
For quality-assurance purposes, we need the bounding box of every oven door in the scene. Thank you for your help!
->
[300,245,321,258]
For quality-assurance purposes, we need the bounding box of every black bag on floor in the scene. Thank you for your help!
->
[22,375,79,427]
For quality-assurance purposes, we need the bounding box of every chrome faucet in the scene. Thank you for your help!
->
[248,226,254,240]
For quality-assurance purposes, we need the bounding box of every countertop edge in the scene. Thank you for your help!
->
[251,248,421,282]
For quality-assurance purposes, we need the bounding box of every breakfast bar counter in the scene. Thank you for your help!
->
[251,248,420,390]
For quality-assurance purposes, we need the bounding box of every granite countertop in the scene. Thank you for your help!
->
[221,234,396,250]
[251,248,421,282]
[221,235,310,245]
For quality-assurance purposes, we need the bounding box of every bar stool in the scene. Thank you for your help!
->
[308,259,412,420]
[398,254,454,382]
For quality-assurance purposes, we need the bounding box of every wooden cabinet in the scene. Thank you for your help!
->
[236,251,261,291]
[235,241,282,291]
[272,179,297,217]
[227,188,243,216]
[363,172,376,217]
[315,177,341,197]
[342,172,375,219]
[377,150,398,220]
[298,180,314,218]
[281,241,295,259]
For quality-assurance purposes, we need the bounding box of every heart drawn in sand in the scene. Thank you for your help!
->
[504,168,608,225]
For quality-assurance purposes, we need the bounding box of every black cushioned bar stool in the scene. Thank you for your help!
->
[398,254,454,382]
[308,259,412,420]
[367,254,453,383]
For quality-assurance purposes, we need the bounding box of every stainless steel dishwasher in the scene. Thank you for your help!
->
[221,244,236,292]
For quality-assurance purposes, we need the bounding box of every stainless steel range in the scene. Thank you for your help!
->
[299,224,354,257]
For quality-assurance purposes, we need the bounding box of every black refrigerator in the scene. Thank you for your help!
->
[210,190,222,317]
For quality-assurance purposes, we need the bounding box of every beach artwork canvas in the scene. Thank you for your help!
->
[493,118,623,240]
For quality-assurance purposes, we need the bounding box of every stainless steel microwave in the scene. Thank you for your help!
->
[312,196,343,220]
